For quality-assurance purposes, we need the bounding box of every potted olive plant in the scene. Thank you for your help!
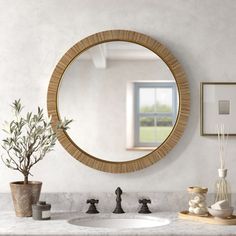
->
[1,100,71,217]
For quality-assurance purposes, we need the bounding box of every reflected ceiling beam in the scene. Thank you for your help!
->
[79,43,160,64]
[107,49,158,60]
[106,42,159,60]
[88,44,107,69]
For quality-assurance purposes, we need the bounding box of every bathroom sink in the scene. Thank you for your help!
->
[68,215,170,229]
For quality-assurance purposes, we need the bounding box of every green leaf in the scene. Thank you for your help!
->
[2,139,9,144]
[13,147,21,153]
[11,99,23,114]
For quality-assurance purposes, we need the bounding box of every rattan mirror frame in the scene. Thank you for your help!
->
[47,30,190,173]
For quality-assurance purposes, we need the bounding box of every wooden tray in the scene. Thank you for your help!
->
[179,210,236,225]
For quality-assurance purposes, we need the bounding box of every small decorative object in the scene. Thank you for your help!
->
[138,199,151,214]
[86,199,99,214]
[32,201,51,220]
[211,199,230,210]
[188,186,208,216]
[200,82,236,136]
[1,100,72,217]
[215,124,231,204]
[208,206,234,219]
[208,199,233,218]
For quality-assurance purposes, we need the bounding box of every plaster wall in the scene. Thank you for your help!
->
[0,0,236,193]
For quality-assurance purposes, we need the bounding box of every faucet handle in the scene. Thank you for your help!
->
[138,198,151,214]
[86,199,99,214]
[139,199,151,204]
[87,199,99,204]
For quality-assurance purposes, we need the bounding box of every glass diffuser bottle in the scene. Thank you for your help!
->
[214,168,231,205]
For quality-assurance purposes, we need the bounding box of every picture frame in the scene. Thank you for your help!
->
[200,82,236,136]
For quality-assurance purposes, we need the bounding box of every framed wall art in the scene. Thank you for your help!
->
[200,82,236,136]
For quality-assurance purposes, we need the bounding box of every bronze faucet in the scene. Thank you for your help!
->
[86,199,99,214]
[113,187,125,214]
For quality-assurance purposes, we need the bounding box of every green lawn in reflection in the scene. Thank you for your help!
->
[140,126,173,143]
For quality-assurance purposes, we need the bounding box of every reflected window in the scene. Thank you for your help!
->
[134,82,178,147]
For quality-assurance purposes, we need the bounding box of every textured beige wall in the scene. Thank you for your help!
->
[0,0,236,192]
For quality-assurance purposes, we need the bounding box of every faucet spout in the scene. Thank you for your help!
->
[113,187,125,214]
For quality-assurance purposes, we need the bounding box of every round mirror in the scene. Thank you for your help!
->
[48,30,190,172]
[58,41,178,162]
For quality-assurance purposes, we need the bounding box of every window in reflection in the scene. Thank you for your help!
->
[134,82,178,147]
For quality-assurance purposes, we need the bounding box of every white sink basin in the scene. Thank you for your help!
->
[68,215,170,229]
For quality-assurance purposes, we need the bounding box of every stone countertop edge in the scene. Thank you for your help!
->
[0,211,235,236]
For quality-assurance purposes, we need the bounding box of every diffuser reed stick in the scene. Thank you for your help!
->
[217,124,228,169]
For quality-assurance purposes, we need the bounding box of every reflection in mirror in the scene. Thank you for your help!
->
[58,42,179,162]
[134,82,178,147]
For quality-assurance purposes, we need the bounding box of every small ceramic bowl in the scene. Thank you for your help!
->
[207,207,234,218]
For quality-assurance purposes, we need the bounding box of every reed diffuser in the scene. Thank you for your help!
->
[215,124,231,204]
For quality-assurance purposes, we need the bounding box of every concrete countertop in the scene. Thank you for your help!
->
[0,211,236,236]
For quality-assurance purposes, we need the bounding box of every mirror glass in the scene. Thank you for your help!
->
[58,41,179,162]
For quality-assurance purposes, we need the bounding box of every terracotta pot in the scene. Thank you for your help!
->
[10,181,42,217]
